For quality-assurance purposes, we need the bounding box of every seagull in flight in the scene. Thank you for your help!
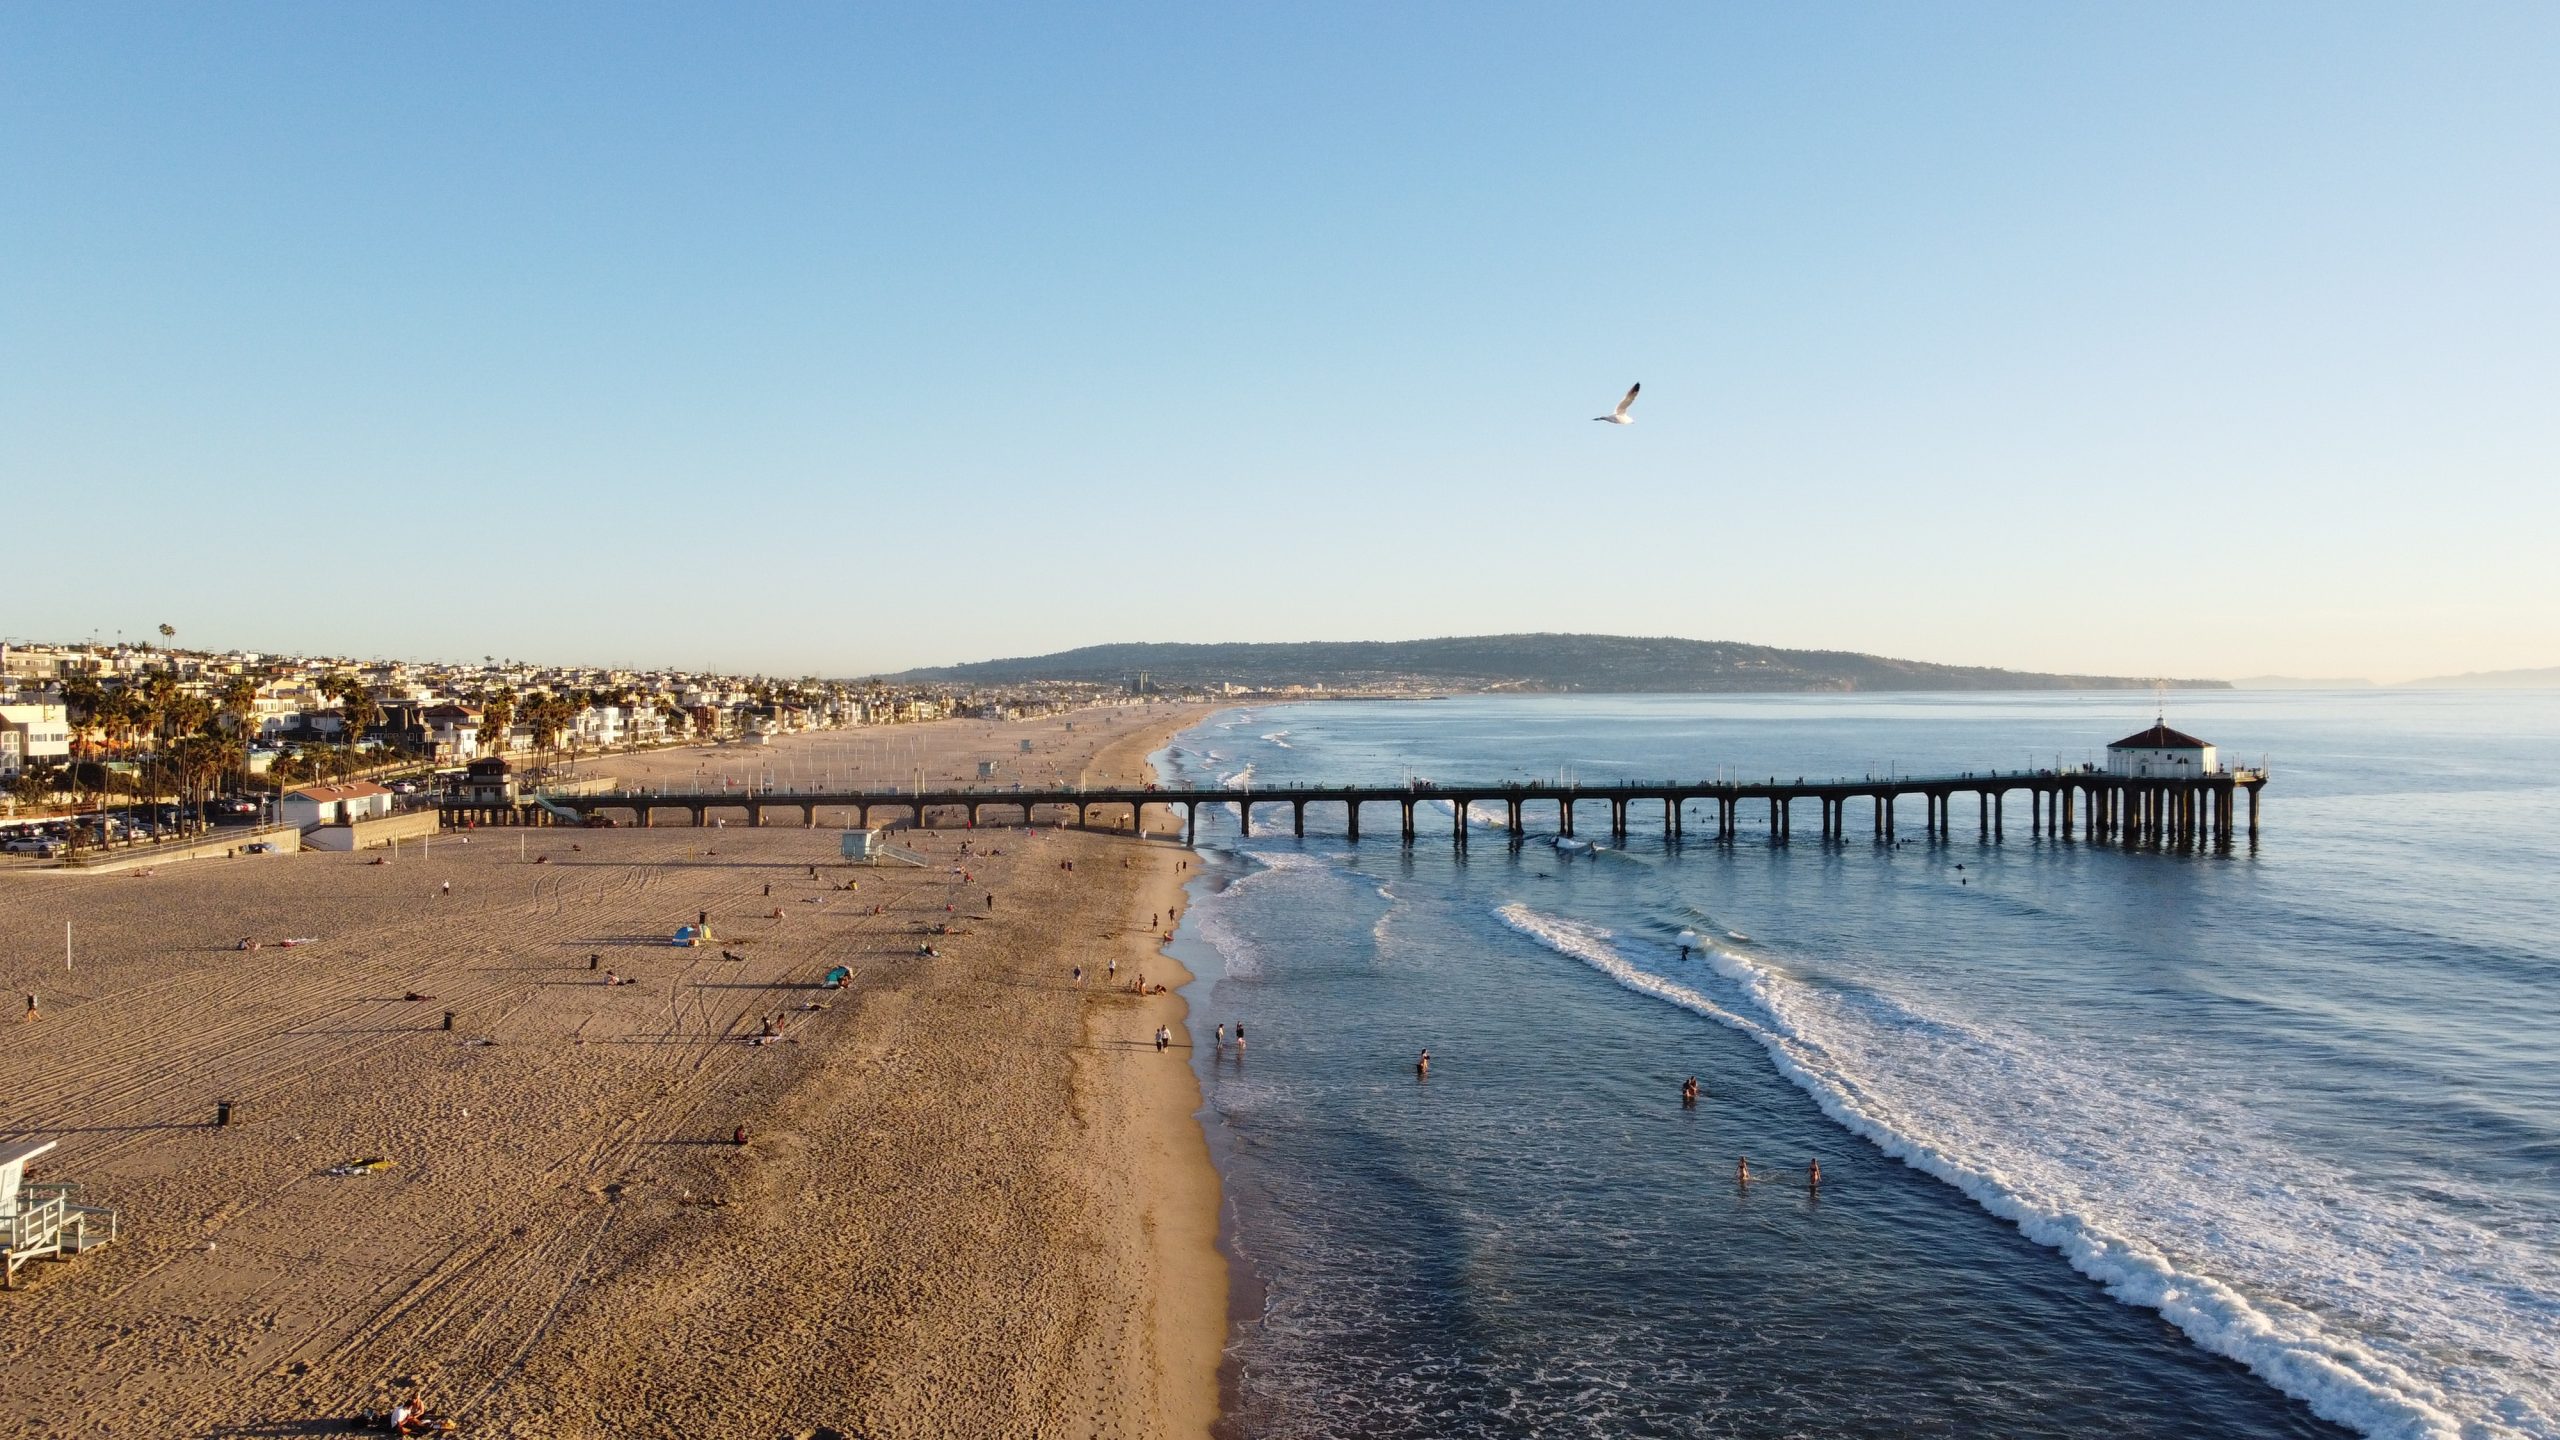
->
[1592,382,1640,425]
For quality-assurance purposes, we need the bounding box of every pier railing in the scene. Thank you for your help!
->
[440,764,2266,854]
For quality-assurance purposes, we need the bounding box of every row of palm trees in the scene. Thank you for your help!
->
[14,662,884,833]
[479,686,697,778]
[40,667,264,838]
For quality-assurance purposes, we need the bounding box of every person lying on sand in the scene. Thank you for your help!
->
[604,971,634,986]
[387,1392,451,1435]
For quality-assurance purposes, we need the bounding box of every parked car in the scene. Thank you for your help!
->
[3,836,61,856]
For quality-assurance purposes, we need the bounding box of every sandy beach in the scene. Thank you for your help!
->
[0,703,1224,1438]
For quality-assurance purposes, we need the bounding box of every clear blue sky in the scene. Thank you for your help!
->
[6,4,2554,680]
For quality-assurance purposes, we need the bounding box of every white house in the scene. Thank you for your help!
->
[423,704,481,759]
[0,701,72,776]
[280,780,396,829]
[572,705,626,749]
[2106,722,2219,778]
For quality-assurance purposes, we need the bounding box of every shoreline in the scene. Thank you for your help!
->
[1084,711,1230,1437]
[0,702,1232,1437]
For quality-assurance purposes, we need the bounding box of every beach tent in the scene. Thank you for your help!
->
[672,925,702,946]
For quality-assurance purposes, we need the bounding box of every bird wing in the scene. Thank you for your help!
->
[1615,383,1641,418]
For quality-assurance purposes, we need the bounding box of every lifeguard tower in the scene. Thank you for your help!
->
[2,1139,118,1289]
[842,828,928,867]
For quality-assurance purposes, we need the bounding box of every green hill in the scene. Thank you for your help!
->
[894,634,2218,694]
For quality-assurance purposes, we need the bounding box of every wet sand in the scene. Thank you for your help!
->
[0,702,1222,1438]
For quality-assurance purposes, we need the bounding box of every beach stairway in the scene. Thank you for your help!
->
[1,1140,120,1290]
[531,795,585,826]
[867,842,931,867]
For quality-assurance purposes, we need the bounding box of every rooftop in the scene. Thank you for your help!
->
[2109,722,2212,750]
[282,781,393,802]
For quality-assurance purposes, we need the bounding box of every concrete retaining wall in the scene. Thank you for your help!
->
[304,810,442,852]
[14,825,303,876]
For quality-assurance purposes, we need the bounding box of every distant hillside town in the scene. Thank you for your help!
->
[0,637,1158,824]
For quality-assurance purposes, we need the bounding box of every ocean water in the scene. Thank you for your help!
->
[1157,692,2560,1440]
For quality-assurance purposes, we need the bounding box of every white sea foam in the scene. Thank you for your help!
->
[1430,797,1511,830]
[1493,901,2554,1440]
[1217,763,1260,820]
[1185,850,1332,980]
[1261,729,1294,749]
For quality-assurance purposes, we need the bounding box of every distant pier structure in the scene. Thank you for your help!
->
[442,720,2266,854]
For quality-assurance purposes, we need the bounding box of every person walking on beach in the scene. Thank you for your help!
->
[1073,965,1084,986]
[1154,1025,1171,1052]
[439,881,450,896]
[22,993,36,1023]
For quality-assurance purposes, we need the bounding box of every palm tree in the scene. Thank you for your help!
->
[60,674,106,761]
[479,688,516,760]
[527,694,576,777]
[167,733,229,834]
[328,676,382,761]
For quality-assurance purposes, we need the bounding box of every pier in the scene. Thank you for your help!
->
[440,767,2267,853]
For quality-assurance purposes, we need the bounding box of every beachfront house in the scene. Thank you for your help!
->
[0,700,73,776]
[279,780,396,829]
[424,704,481,759]
[2106,722,2219,778]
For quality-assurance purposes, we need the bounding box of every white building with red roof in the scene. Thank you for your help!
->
[279,780,395,829]
[2106,721,2219,779]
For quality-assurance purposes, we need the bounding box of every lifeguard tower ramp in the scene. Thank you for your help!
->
[842,828,928,867]
[532,795,585,825]
[2,1140,119,1289]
